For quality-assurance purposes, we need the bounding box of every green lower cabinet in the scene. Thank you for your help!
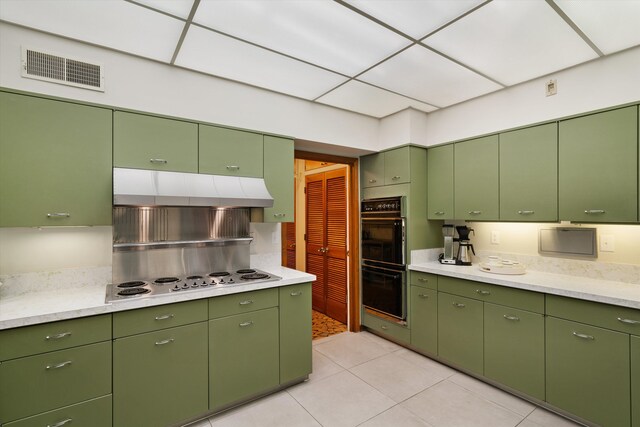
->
[483,303,544,400]
[437,292,483,375]
[546,316,630,427]
[279,284,312,384]
[4,395,112,427]
[113,322,208,427]
[209,307,279,410]
[633,335,640,427]
[362,312,410,345]
[410,286,437,356]
[0,341,111,423]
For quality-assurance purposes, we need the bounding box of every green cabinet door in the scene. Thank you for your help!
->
[500,123,558,222]
[410,286,437,356]
[199,125,263,177]
[437,292,483,375]
[633,335,640,427]
[113,322,208,427]
[454,135,499,220]
[4,395,112,427]
[559,106,638,223]
[263,136,294,222]
[209,307,279,410]
[546,316,630,427]
[113,111,198,173]
[279,283,312,384]
[427,144,454,219]
[384,146,410,185]
[361,153,384,188]
[484,303,544,400]
[0,92,112,227]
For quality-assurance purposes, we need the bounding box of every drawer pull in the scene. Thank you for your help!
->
[239,321,254,327]
[433,211,445,216]
[452,302,465,308]
[468,211,482,215]
[517,210,535,215]
[418,278,428,282]
[155,314,174,321]
[47,213,70,218]
[503,315,520,321]
[617,317,640,325]
[149,158,167,164]
[239,300,253,305]
[584,209,605,214]
[226,165,240,171]
[48,418,73,427]
[391,175,401,180]
[273,213,286,218]
[46,360,72,370]
[573,332,595,340]
[45,331,72,340]
[290,291,303,296]
[368,179,377,183]
[380,325,389,330]
[155,338,174,346]
[418,293,429,299]
[475,289,491,296]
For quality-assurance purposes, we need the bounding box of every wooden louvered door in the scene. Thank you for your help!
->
[305,169,347,324]
[281,222,296,269]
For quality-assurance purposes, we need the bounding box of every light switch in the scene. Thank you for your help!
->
[600,235,615,252]
[491,230,500,245]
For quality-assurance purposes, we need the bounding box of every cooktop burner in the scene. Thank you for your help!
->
[106,268,281,303]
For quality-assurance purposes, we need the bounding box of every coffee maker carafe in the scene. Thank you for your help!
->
[455,226,475,266]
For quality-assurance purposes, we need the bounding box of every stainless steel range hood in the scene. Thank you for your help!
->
[113,167,273,207]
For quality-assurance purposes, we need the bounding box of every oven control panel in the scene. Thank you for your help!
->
[361,197,404,216]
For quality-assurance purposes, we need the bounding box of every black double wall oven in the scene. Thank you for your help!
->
[361,196,407,322]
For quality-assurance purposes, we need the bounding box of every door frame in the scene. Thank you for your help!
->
[294,150,360,332]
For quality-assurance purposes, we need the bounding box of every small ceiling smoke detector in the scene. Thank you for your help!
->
[546,79,557,97]
[21,47,104,92]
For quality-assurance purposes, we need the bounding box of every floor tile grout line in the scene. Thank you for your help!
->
[284,388,326,427]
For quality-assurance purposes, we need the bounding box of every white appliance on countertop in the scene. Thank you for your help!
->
[479,256,527,275]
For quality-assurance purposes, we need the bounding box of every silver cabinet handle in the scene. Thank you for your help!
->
[155,338,174,345]
[476,289,491,295]
[584,209,605,214]
[273,213,286,218]
[517,210,535,215]
[468,211,482,215]
[573,331,595,340]
[391,175,401,180]
[433,211,445,216]
[46,360,72,370]
[239,300,253,305]
[239,321,254,327]
[380,325,388,330]
[503,315,520,321]
[418,293,429,299]
[618,317,640,325]
[418,278,428,283]
[155,314,174,321]
[47,213,70,218]
[46,331,72,340]
[226,165,240,171]
[149,158,167,164]
[452,302,465,308]
[290,291,303,296]
[368,179,377,183]
[48,418,73,427]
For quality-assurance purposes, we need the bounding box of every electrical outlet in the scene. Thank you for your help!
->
[271,231,279,245]
[600,235,615,252]
[491,230,500,245]
[546,79,557,96]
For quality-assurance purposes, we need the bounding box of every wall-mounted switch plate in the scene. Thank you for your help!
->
[546,79,557,96]
[600,235,615,252]
[491,230,500,245]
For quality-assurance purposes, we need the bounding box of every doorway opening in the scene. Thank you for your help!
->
[281,150,360,335]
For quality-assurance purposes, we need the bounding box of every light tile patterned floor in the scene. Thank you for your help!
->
[188,331,582,427]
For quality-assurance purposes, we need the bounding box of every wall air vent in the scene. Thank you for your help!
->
[21,47,104,91]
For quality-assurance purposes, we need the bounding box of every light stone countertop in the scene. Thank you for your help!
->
[410,261,640,310]
[0,266,315,331]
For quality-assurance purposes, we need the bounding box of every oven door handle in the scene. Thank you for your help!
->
[362,266,404,278]
[361,217,404,221]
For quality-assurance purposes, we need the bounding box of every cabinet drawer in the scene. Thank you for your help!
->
[362,312,410,344]
[0,341,112,423]
[547,294,640,335]
[209,288,278,319]
[4,395,112,427]
[113,299,207,338]
[410,271,437,289]
[438,276,544,313]
[0,315,111,361]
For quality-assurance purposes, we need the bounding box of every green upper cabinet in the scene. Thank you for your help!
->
[454,135,499,221]
[113,111,198,173]
[632,335,640,427]
[559,106,638,223]
[0,92,112,227]
[199,125,263,177]
[427,144,454,220]
[361,152,384,188]
[263,136,294,222]
[500,123,558,222]
[384,146,411,185]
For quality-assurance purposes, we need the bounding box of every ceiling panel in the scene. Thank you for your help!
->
[317,80,437,118]
[0,0,184,62]
[423,0,598,86]
[175,25,348,100]
[346,0,485,40]
[192,0,410,76]
[359,45,502,108]
[555,0,640,54]
[130,0,195,19]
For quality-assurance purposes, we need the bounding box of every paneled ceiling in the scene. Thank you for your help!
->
[1,0,639,118]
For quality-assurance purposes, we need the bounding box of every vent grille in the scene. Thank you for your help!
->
[22,47,104,91]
